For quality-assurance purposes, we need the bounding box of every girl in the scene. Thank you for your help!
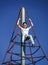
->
[17,18,34,44]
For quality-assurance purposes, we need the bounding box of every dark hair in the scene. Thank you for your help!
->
[23,22,27,25]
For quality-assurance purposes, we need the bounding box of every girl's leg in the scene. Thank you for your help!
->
[22,35,25,53]
[28,35,34,44]
[22,35,25,43]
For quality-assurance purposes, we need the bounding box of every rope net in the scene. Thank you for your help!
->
[2,7,48,65]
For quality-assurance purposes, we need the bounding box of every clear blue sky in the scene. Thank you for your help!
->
[0,0,48,65]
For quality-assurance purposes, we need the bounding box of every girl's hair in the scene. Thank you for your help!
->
[22,22,27,25]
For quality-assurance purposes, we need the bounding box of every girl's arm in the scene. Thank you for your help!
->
[17,18,22,29]
[28,18,33,29]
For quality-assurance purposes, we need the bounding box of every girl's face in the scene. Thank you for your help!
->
[23,23,27,28]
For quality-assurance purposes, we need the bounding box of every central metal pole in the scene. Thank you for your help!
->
[21,7,26,65]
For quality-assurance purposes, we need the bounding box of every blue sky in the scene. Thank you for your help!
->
[0,0,48,65]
